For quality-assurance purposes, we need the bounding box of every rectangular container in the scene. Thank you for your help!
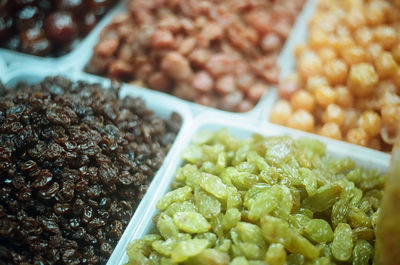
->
[0,0,127,72]
[260,0,396,156]
[1,0,316,119]
[115,112,390,265]
[1,66,194,265]
[66,0,317,119]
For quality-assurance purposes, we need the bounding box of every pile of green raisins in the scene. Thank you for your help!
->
[126,129,386,265]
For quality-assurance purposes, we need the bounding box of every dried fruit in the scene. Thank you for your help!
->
[86,0,306,112]
[0,0,114,56]
[127,130,383,264]
[0,76,181,264]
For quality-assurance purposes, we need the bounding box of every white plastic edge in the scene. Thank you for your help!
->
[116,112,390,265]
[1,66,194,265]
[0,55,6,76]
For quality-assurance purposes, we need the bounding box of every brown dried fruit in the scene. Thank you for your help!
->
[0,76,181,264]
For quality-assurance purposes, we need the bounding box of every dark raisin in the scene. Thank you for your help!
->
[37,182,59,200]
[71,227,85,240]
[69,218,80,230]
[0,0,114,57]
[0,0,15,12]
[62,248,80,265]
[0,15,13,39]
[82,11,97,34]
[14,0,35,9]
[87,218,105,229]
[53,203,72,215]
[99,197,110,209]
[44,11,78,43]
[59,180,74,202]
[36,0,52,13]
[19,28,52,56]
[31,169,53,189]
[0,76,181,264]
[82,205,93,223]
[55,0,85,13]
[96,209,109,221]
[18,187,32,201]
[20,160,38,172]
[40,217,60,234]
[100,242,113,256]
[72,199,84,216]
[89,0,111,16]
[108,220,123,239]
[87,185,102,199]
[15,5,43,31]
[98,163,117,185]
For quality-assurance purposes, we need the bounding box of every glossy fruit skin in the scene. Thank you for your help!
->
[15,5,44,31]
[55,0,85,13]
[89,0,112,16]
[0,0,114,56]
[82,11,97,34]
[19,27,52,56]
[44,11,77,43]
[0,76,181,264]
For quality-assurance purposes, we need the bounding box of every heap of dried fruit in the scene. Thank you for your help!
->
[270,0,400,151]
[0,0,115,57]
[127,129,385,264]
[0,76,181,264]
[86,0,305,112]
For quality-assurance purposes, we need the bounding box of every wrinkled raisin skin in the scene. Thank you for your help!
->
[0,76,181,264]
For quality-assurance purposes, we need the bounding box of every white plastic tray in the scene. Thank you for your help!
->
[66,0,316,119]
[1,66,194,265]
[1,0,316,119]
[0,55,6,76]
[0,0,127,72]
[115,113,390,265]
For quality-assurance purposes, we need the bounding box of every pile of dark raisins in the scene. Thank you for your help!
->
[0,77,182,264]
[0,0,114,57]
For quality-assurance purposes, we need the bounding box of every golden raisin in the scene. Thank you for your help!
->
[358,111,381,137]
[375,52,398,79]
[287,110,315,132]
[324,59,348,85]
[346,128,369,147]
[314,86,337,108]
[290,90,315,112]
[270,100,293,126]
[319,122,342,140]
[347,63,378,97]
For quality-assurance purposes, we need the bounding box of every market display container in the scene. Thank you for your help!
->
[0,0,127,72]
[1,66,193,265]
[0,0,318,119]
[0,0,394,263]
[68,0,318,119]
[115,113,390,265]
[262,0,399,154]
